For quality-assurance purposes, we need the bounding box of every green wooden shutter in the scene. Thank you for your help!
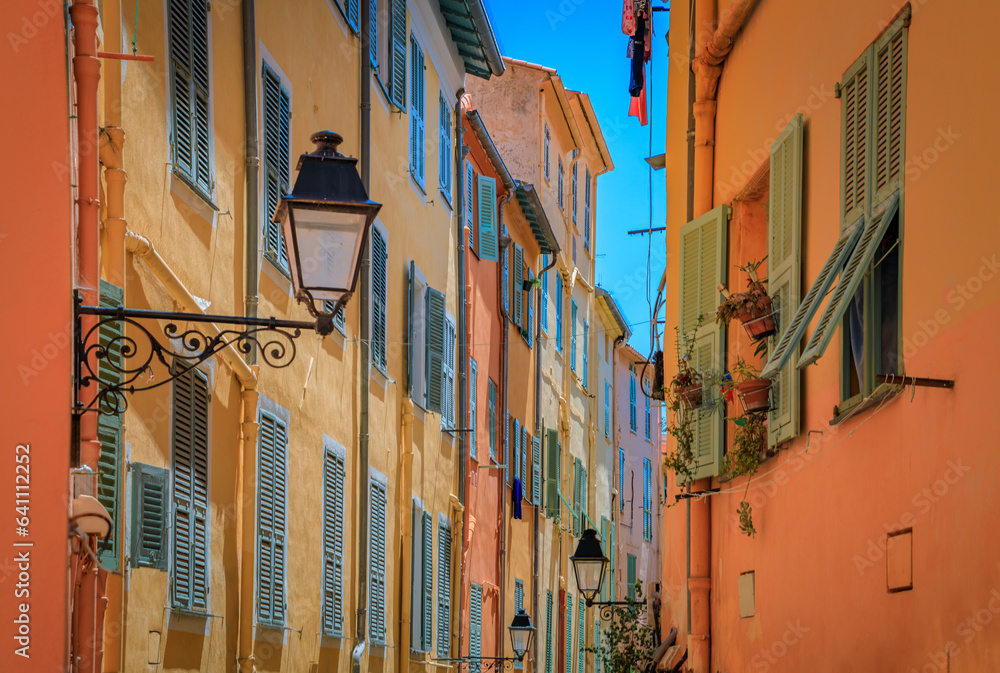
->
[257,411,287,624]
[408,261,416,400]
[466,162,476,251]
[582,320,589,388]
[389,0,406,108]
[477,175,497,261]
[322,449,346,636]
[521,427,529,488]
[760,221,864,378]
[371,227,388,371]
[841,48,872,230]
[642,459,652,541]
[130,462,168,570]
[577,599,586,673]
[626,554,636,599]
[370,479,388,643]
[513,244,524,326]
[470,359,478,459]
[873,21,907,206]
[168,0,211,194]
[532,434,542,504]
[767,115,804,449]
[545,429,560,519]
[800,194,900,368]
[565,594,573,673]
[436,521,452,657]
[678,205,728,481]
[470,583,483,659]
[97,281,123,568]
[422,511,434,650]
[171,367,210,612]
[262,62,291,271]
[488,380,497,460]
[545,590,554,673]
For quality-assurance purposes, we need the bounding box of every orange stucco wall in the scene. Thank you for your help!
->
[662,0,1000,670]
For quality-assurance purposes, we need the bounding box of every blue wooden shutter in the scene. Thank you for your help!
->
[171,366,210,612]
[582,320,588,387]
[545,590,554,673]
[571,161,578,224]
[408,37,425,184]
[478,175,497,261]
[323,449,346,635]
[262,62,291,271]
[389,0,406,107]
[422,511,434,650]
[555,275,563,352]
[371,226,388,370]
[470,583,483,659]
[504,410,510,474]
[470,358,478,459]
[369,0,378,66]
[584,169,591,250]
[629,367,636,432]
[426,288,446,414]
[370,479,388,643]
[570,301,577,372]
[439,95,451,190]
[643,459,652,541]
[541,261,548,331]
[502,241,510,314]
[257,411,287,624]
[644,390,651,440]
[565,594,573,673]
[346,0,360,32]
[168,0,211,194]
[130,463,168,570]
[436,521,452,657]
[466,162,475,250]
[97,281,123,568]
[594,623,601,673]
[577,599,585,673]
[531,434,542,504]
[488,380,497,460]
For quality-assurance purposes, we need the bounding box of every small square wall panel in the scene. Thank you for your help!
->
[887,528,913,593]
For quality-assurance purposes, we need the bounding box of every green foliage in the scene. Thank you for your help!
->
[723,412,766,538]
[715,258,770,327]
[585,581,658,673]
[662,321,704,485]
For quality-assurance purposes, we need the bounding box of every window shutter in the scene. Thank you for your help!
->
[130,462,168,570]
[584,170,591,250]
[389,0,406,107]
[470,359,478,459]
[168,0,211,193]
[369,480,388,643]
[565,594,573,673]
[577,599,586,673]
[766,114,804,449]
[444,317,457,426]
[555,274,563,352]
[515,579,524,612]
[422,511,434,650]
[572,459,582,535]
[488,381,497,460]
[503,241,510,313]
[346,0,360,32]
[371,227,388,370]
[544,125,550,180]
[323,449,346,636]
[513,245,524,325]
[545,429,560,519]
[466,162,476,250]
[557,160,564,209]
[800,194,900,368]
[409,37,425,184]
[257,412,287,624]
[609,520,616,600]
[369,0,378,66]
[600,517,609,602]
[545,590,554,673]
[582,320,589,387]
[262,63,291,271]
[626,555,636,599]
[526,275,534,346]
[841,49,872,230]
[618,449,625,512]
[470,583,483,659]
[570,301,577,372]
[512,418,520,486]
[604,383,610,438]
[97,281,124,568]
[504,410,510,469]
[678,205,728,481]
[436,521,452,657]
[580,466,588,532]
[594,623,601,673]
[629,369,636,431]
[171,367,210,612]
[416,47,426,181]
[439,98,451,192]
[410,504,422,646]
[477,175,498,261]
[541,261,548,331]
[572,161,578,224]
[873,20,907,205]
[532,434,542,504]
[521,426,529,488]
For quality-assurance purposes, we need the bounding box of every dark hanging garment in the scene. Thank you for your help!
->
[512,478,523,520]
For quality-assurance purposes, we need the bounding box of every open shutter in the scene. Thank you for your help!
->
[572,162,578,224]
[582,320,589,387]
[130,463,168,569]
[168,0,211,193]
[369,480,388,643]
[466,161,475,250]
[503,243,510,314]
[841,49,872,230]
[478,175,497,261]
[515,580,524,612]
[584,170,591,250]
[521,427,529,488]
[346,0,360,31]
[371,227,388,370]
[512,418,520,486]
[488,382,497,460]
[323,450,345,635]
[513,244,524,326]
[470,359,478,459]
[678,205,728,481]
[570,301,577,371]
[422,512,434,650]
[470,583,483,659]
[425,288,444,412]
[97,281,124,568]
[545,429,560,519]
[572,459,582,535]
[873,19,907,205]
[262,63,291,270]
[767,115,804,448]
[532,434,542,504]
[410,504,422,646]
[389,0,406,108]
[190,0,210,191]
[436,521,452,657]
[800,194,900,368]
[369,0,378,66]
[545,591,554,673]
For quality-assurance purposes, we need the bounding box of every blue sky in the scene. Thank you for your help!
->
[485,0,669,358]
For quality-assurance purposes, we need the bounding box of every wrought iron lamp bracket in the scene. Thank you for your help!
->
[434,657,523,672]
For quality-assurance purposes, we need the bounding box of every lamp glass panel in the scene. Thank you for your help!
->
[573,558,606,598]
[510,628,533,658]
[290,206,367,297]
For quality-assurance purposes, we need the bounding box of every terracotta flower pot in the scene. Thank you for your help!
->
[678,383,703,409]
[738,295,776,340]
[736,378,772,414]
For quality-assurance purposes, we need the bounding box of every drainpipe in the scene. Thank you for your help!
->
[398,400,415,672]
[354,0,373,668]
[497,186,515,656]
[243,0,259,363]
[455,90,470,660]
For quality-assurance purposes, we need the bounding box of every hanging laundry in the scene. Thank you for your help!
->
[628,12,645,97]
[628,80,648,126]
[512,477,523,519]
[622,0,635,35]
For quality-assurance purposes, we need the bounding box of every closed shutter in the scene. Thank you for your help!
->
[371,226,388,370]
[604,382,610,438]
[526,275,534,346]
[594,623,601,673]
[584,170,591,250]
[582,320,589,387]
[545,429,560,519]
[800,194,900,368]
[488,381,497,460]
[470,359,478,459]
[504,410,511,469]
[470,583,483,659]
[369,479,388,643]
[130,463,168,570]
[521,426,529,488]
[410,504,422,646]
[513,245,524,326]
[409,37,425,184]
[629,368,636,431]
[531,434,542,504]
[513,418,520,486]
[565,594,573,673]
[577,599,586,673]
[841,49,871,230]
[389,0,406,108]
[439,96,451,190]
[541,260,549,332]
[503,241,510,314]
[626,555,636,599]
[426,288,446,413]
[873,21,907,205]
[466,162,475,251]
[642,459,651,541]
[570,301,577,372]
[422,511,434,650]
[262,62,290,271]
[644,390,650,439]
[97,281,123,568]
[257,411,287,624]
[168,0,211,194]
[555,275,563,352]
[477,175,497,261]
[571,162,578,224]
[572,459,582,535]
[444,317,457,426]
[544,125,550,180]
[171,366,210,612]
[678,205,728,481]
[515,579,524,612]
[545,590,554,673]
[580,466,588,533]
[436,521,452,657]
[609,521,616,600]
[322,449,346,636]
[766,115,804,449]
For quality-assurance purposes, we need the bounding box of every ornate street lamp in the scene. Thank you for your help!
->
[571,529,635,617]
[74,130,380,416]
[437,610,536,671]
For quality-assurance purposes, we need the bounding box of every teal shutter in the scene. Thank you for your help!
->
[97,281,123,568]
[642,459,652,541]
[627,555,637,599]
[130,463,168,570]
[466,161,475,251]
[422,511,434,650]
[545,429,560,519]
[370,479,388,643]
[369,0,377,66]
[436,521,452,657]
[257,411,288,624]
[513,418,520,486]
[644,390,650,440]
[262,62,291,271]
[504,410,510,471]
[577,599,585,673]
[470,358,478,459]
[322,449,346,635]
[570,301,577,372]
[629,367,636,431]
[439,95,451,190]
[541,259,548,331]
[477,175,497,261]
[409,37,425,185]
[168,0,211,193]
[604,382,610,438]
[389,0,406,108]
[488,380,497,460]
[609,522,616,600]
[544,590,554,673]
[555,275,563,352]
[515,579,524,611]
[584,170,591,251]
[346,0,360,32]
[582,320,589,387]
[594,623,601,673]
[531,434,542,504]
[572,459,582,535]
[571,162,578,224]
[426,288,446,413]
[513,245,524,326]
[470,583,483,659]
[565,594,573,673]
[371,227,388,371]
[171,366,210,612]
[503,244,510,315]
[521,426,529,488]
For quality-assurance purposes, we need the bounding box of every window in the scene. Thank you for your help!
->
[478,175,498,261]
[584,169,591,251]
[168,0,212,197]
[409,35,426,187]
[628,364,636,433]
[172,366,210,612]
[565,593,573,673]
[531,433,542,504]
[626,554,637,599]
[470,358,478,459]
[571,160,578,224]
[96,281,123,569]
[570,300,578,372]
[261,62,291,272]
[410,504,433,650]
[577,599,586,673]
[604,382,610,439]
[371,225,388,372]
[470,583,483,660]
[488,379,498,460]
[512,244,524,327]
[370,477,388,643]
[131,463,168,570]
[555,274,564,353]
[544,124,550,181]
[582,320,589,388]
[618,449,625,512]
[436,519,452,657]
[439,93,452,197]
[322,300,347,335]
[515,579,524,612]
[443,315,457,428]
[642,458,652,541]
[335,0,360,34]
[545,429,561,519]
[466,161,475,252]
[557,159,564,210]
[387,0,406,107]
[258,410,288,625]
[541,256,549,332]
[644,384,651,440]
[545,590,554,673]
[412,269,453,418]
[322,447,346,636]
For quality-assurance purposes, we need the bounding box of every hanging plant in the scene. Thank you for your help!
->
[663,320,708,485]
[723,411,767,538]
[719,358,773,415]
[716,258,776,341]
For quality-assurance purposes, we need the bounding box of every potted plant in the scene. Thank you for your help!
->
[720,358,773,415]
[672,357,703,409]
[723,411,767,537]
[716,259,776,341]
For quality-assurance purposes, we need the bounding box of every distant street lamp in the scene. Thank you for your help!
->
[571,529,635,616]
[508,609,536,660]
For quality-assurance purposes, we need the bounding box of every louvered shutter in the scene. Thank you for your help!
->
[503,243,510,315]
[439,96,451,190]
[582,320,589,387]
[445,317,457,426]
[389,0,406,108]
[369,0,378,66]
[488,381,497,460]
[565,594,573,673]
[410,504,422,646]
[532,434,542,504]
[766,115,804,448]
[470,583,483,659]
[580,466,588,533]
[521,426,529,488]
[478,175,497,261]
[262,63,291,270]
[545,591,554,673]
[466,162,476,251]
[371,227,388,370]
[594,623,601,673]
[257,412,287,624]
[841,49,872,230]
[171,367,210,611]
[873,21,906,205]
[526,274,534,346]
[577,599,586,673]
[642,459,651,540]
[644,391,650,439]
[97,281,123,568]
[515,580,524,611]
[604,383,610,438]
[609,521,616,600]
[541,260,549,331]
[571,162,578,224]
[168,0,211,194]
[346,0,360,32]
[544,125,550,179]
[545,429,560,519]
[370,480,388,643]
[555,275,563,351]
[678,205,728,480]
[436,521,452,657]
[570,301,577,372]
[513,245,524,326]
[627,555,636,599]
[322,449,346,635]
[130,463,168,570]
[629,369,636,431]
[800,194,900,368]
[572,459,582,535]
[584,170,591,250]
[558,161,564,209]
[512,418,520,487]
[409,37,425,184]
[470,359,478,459]
[422,512,434,650]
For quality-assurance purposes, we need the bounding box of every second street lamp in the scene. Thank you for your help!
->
[571,529,635,617]
[437,610,536,671]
